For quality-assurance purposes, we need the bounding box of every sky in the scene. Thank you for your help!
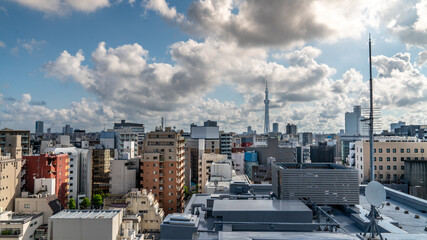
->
[1,0,427,134]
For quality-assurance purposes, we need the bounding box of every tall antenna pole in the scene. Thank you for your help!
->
[369,35,374,182]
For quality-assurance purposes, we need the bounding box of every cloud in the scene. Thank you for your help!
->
[0,41,5,48]
[12,39,46,54]
[144,0,377,48]
[379,0,427,47]
[416,50,427,67]
[29,100,47,106]
[13,0,110,15]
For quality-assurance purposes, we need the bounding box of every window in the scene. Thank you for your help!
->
[374,157,376,161]
[168,193,173,196]
[360,148,362,153]
[379,166,383,170]
[379,157,383,161]
[360,165,363,169]
[386,148,390,153]
[393,157,396,161]
[415,148,418,153]
[153,164,158,167]
[169,185,173,189]
[400,148,404,153]
[24,204,30,208]
[169,163,174,167]
[401,157,404,161]
[169,178,173,181]
[401,166,405,170]
[393,148,396,153]
[169,170,173,174]
[387,174,390,179]
[168,200,173,203]
[387,157,390,162]
[153,171,157,174]
[379,148,383,153]
[407,148,410,153]
[153,178,157,182]
[374,166,377,170]
[422,149,425,153]
[169,156,172,159]
[141,201,146,204]
[393,166,397,170]
[379,174,383,179]
[374,148,376,153]
[387,166,390,170]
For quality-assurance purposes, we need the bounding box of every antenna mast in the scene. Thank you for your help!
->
[369,35,374,183]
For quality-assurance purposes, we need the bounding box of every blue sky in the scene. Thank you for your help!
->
[1,0,427,133]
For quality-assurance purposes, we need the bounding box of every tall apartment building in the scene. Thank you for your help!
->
[109,158,139,195]
[139,127,185,214]
[354,137,427,183]
[23,153,69,207]
[272,123,279,133]
[0,129,31,156]
[301,132,313,146]
[42,146,90,202]
[220,132,233,159]
[0,135,23,211]
[92,147,114,196]
[345,106,362,135]
[35,120,44,136]
[286,123,297,135]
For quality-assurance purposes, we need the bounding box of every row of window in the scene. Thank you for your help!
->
[374,157,425,161]
[372,148,424,153]
[374,165,404,170]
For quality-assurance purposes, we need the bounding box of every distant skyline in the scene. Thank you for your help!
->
[1,0,427,133]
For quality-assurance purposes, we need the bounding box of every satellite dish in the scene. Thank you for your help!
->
[365,181,386,207]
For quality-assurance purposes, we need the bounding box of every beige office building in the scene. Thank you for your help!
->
[140,127,185,214]
[0,135,23,211]
[354,137,426,183]
[0,129,30,156]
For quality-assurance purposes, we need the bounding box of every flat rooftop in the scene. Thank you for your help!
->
[50,210,121,219]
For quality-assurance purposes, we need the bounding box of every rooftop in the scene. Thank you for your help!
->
[50,210,121,219]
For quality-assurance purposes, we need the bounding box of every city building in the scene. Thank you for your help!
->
[104,189,164,233]
[301,132,313,146]
[160,165,427,240]
[0,129,31,156]
[220,132,233,159]
[244,151,258,179]
[310,142,335,163]
[100,131,116,149]
[62,124,73,135]
[286,123,297,135]
[42,146,90,202]
[23,153,69,207]
[0,211,43,239]
[245,138,296,165]
[92,147,114,196]
[114,119,145,147]
[231,152,245,175]
[0,135,23,211]
[272,123,279,133]
[108,128,139,158]
[110,158,139,195]
[15,194,62,224]
[198,153,228,193]
[354,137,427,183]
[345,105,362,135]
[296,146,310,163]
[35,120,44,136]
[48,210,136,240]
[139,127,185,214]
[390,121,406,133]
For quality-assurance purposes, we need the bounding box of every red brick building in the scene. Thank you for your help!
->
[23,154,69,207]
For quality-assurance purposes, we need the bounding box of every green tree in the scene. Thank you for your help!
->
[92,194,103,209]
[68,198,76,209]
[80,197,91,209]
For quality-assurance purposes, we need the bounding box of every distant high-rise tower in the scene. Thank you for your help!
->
[264,82,270,133]
[273,123,279,133]
[35,120,44,135]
